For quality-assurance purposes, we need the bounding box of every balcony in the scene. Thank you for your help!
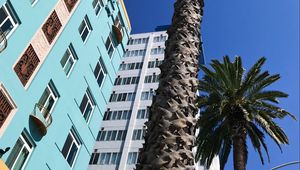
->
[0,28,7,53]
[29,103,52,136]
[112,25,123,44]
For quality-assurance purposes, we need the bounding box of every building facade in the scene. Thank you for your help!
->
[88,30,219,170]
[0,0,130,170]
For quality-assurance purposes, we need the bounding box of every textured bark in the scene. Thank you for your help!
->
[136,0,204,169]
[233,134,247,170]
[231,118,247,170]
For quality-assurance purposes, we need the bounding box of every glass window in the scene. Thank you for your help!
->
[60,43,78,77]
[92,0,104,16]
[109,93,117,102]
[106,131,112,141]
[78,15,92,42]
[141,92,149,100]
[111,130,117,140]
[94,57,107,87]
[132,130,137,140]
[105,33,115,58]
[114,12,123,31]
[0,2,19,38]
[99,131,106,141]
[110,153,117,165]
[79,89,95,122]
[127,152,138,165]
[99,153,106,165]
[6,131,35,170]
[116,130,123,140]
[38,80,59,118]
[112,111,117,120]
[61,127,81,167]
[29,0,38,6]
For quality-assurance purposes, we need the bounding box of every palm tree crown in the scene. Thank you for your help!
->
[195,56,295,170]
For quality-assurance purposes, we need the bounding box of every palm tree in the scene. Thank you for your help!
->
[195,56,296,170]
[136,0,204,169]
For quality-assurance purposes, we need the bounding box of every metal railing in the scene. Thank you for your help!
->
[32,103,53,128]
[0,28,7,53]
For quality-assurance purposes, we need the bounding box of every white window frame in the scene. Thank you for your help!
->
[80,89,95,123]
[38,81,59,119]
[92,0,105,16]
[0,2,19,38]
[94,57,107,88]
[63,128,81,168]
[61,44,78,77]
[105,33,115,59]
[30,0,39,6]
[78,16,92,43]
[7,131,35,170]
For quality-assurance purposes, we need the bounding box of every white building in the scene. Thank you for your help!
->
[88,29,219,170]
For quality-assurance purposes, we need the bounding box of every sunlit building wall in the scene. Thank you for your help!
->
[0,0,130,169]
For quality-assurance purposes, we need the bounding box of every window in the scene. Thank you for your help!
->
[132,129,145,140]
[90,152,122,165]
[103,109,131,121]
[96,130,127,141]
[114,12,123,32]
[105,33,115,58]
[29,0,38,6]
[137,108,150,119]
[127,37,149,45]
[60,43,78,77]
[148,59,163,68]
[109,92,136,102]
[92,0,104,16]
[141,89,154,101]
[0,2,20,38]
[38,80,59,118]
[124,49,146,57]
[153,35,167,43]
[62,127,81,167]
[78,15,92,43]
[150,47,164,55]
[127,152,138,165]
[144,74,159,84]
[94,57,107,87]
[114,76,140,85]
[119,62,143,71]
[6,131,35,170]
[79,89,95,122]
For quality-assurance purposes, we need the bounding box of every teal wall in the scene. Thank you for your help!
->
[0,0,130,169]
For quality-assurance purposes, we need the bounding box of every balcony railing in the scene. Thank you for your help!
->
[0,28,7,53]
[29,103,53,136]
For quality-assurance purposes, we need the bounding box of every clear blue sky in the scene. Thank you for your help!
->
[123,0,299,170]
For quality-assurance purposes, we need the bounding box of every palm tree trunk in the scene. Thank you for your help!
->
[136,0,204,169]
[232,124,247,170]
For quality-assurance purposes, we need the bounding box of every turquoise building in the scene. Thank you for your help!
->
[0,0,131,169]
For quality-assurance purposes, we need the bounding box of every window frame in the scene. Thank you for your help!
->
[94,57,107,88]
[0,2,19,38]
[79,88,96,123]
[105,33,115,59]
[38,81,59,119]
[92,0,105,16]
[62,127,82,168]
[6,131,35,170]
[29,0,39,6]
[61,43,78,77]
[78,15,92,43]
